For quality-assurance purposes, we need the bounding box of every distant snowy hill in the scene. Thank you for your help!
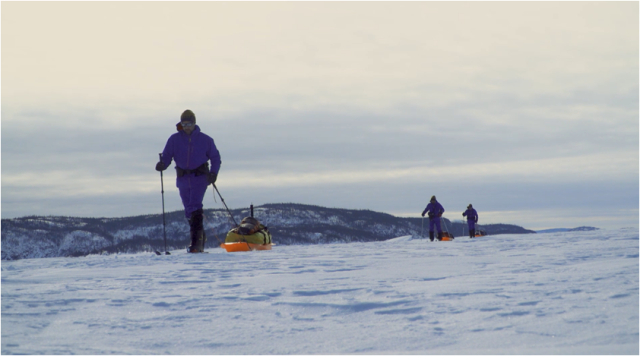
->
[536,226,600,233]
[1,203,535,260]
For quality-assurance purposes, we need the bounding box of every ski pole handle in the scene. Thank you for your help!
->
[158,153,164,192]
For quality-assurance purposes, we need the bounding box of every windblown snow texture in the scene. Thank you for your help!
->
[2,229,637,354]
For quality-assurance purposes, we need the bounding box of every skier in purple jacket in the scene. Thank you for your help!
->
[155,110,221,253]
[421,195,445,241]
[462,204,478,238]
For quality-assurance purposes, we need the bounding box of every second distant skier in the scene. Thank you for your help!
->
[421,195,445,241]
[462,204,479,238]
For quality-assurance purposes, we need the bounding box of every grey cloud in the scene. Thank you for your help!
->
[2,121,636,231]
[4,87,636,183]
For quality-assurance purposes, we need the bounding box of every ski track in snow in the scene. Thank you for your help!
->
[2,229,638,354]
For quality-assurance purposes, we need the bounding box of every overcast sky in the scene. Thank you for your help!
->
[2,2,638,230]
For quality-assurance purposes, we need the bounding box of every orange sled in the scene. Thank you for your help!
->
[220,242,274,252]
[440,232,455,241]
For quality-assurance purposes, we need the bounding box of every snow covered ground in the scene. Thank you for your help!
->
[2,229,638,354]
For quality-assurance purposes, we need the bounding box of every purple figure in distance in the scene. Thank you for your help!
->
[421,195,445,241]
[462,204,479,238]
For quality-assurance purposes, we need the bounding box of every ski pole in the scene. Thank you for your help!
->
[156,153,170,255]
[421,215,424,239]
[212,183,239,227]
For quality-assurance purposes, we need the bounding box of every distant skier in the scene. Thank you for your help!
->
[155,110,221,253]
[462,204,478,238]
[421,195,445,241]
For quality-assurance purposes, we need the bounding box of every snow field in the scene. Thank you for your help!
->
[2,229,638,354]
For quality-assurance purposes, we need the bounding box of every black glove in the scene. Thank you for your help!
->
[207,172,218,185]
[421,212,425,217]
[155,161,166,171]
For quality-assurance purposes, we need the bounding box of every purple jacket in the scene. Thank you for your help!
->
[422,201,445,218]
[161,125,221,175]
[463,208,478,222]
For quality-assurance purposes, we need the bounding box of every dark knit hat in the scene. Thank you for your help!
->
[430,195,436,202]
[468,204,473,209]
[181,110,196,123]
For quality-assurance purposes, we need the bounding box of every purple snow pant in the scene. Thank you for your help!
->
[429,217,443,233]
[177,174,209,218]
[467,220,476,230]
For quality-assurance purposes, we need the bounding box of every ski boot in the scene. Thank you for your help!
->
[188,230,205,253]
[188,230,198,253]
[429,231,435,242]
[469,229,475,239]
[437,232,443,241]
[187,209,205,253]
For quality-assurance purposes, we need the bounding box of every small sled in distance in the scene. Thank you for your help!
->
[474,230,487,238]
[440,232,455,241]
